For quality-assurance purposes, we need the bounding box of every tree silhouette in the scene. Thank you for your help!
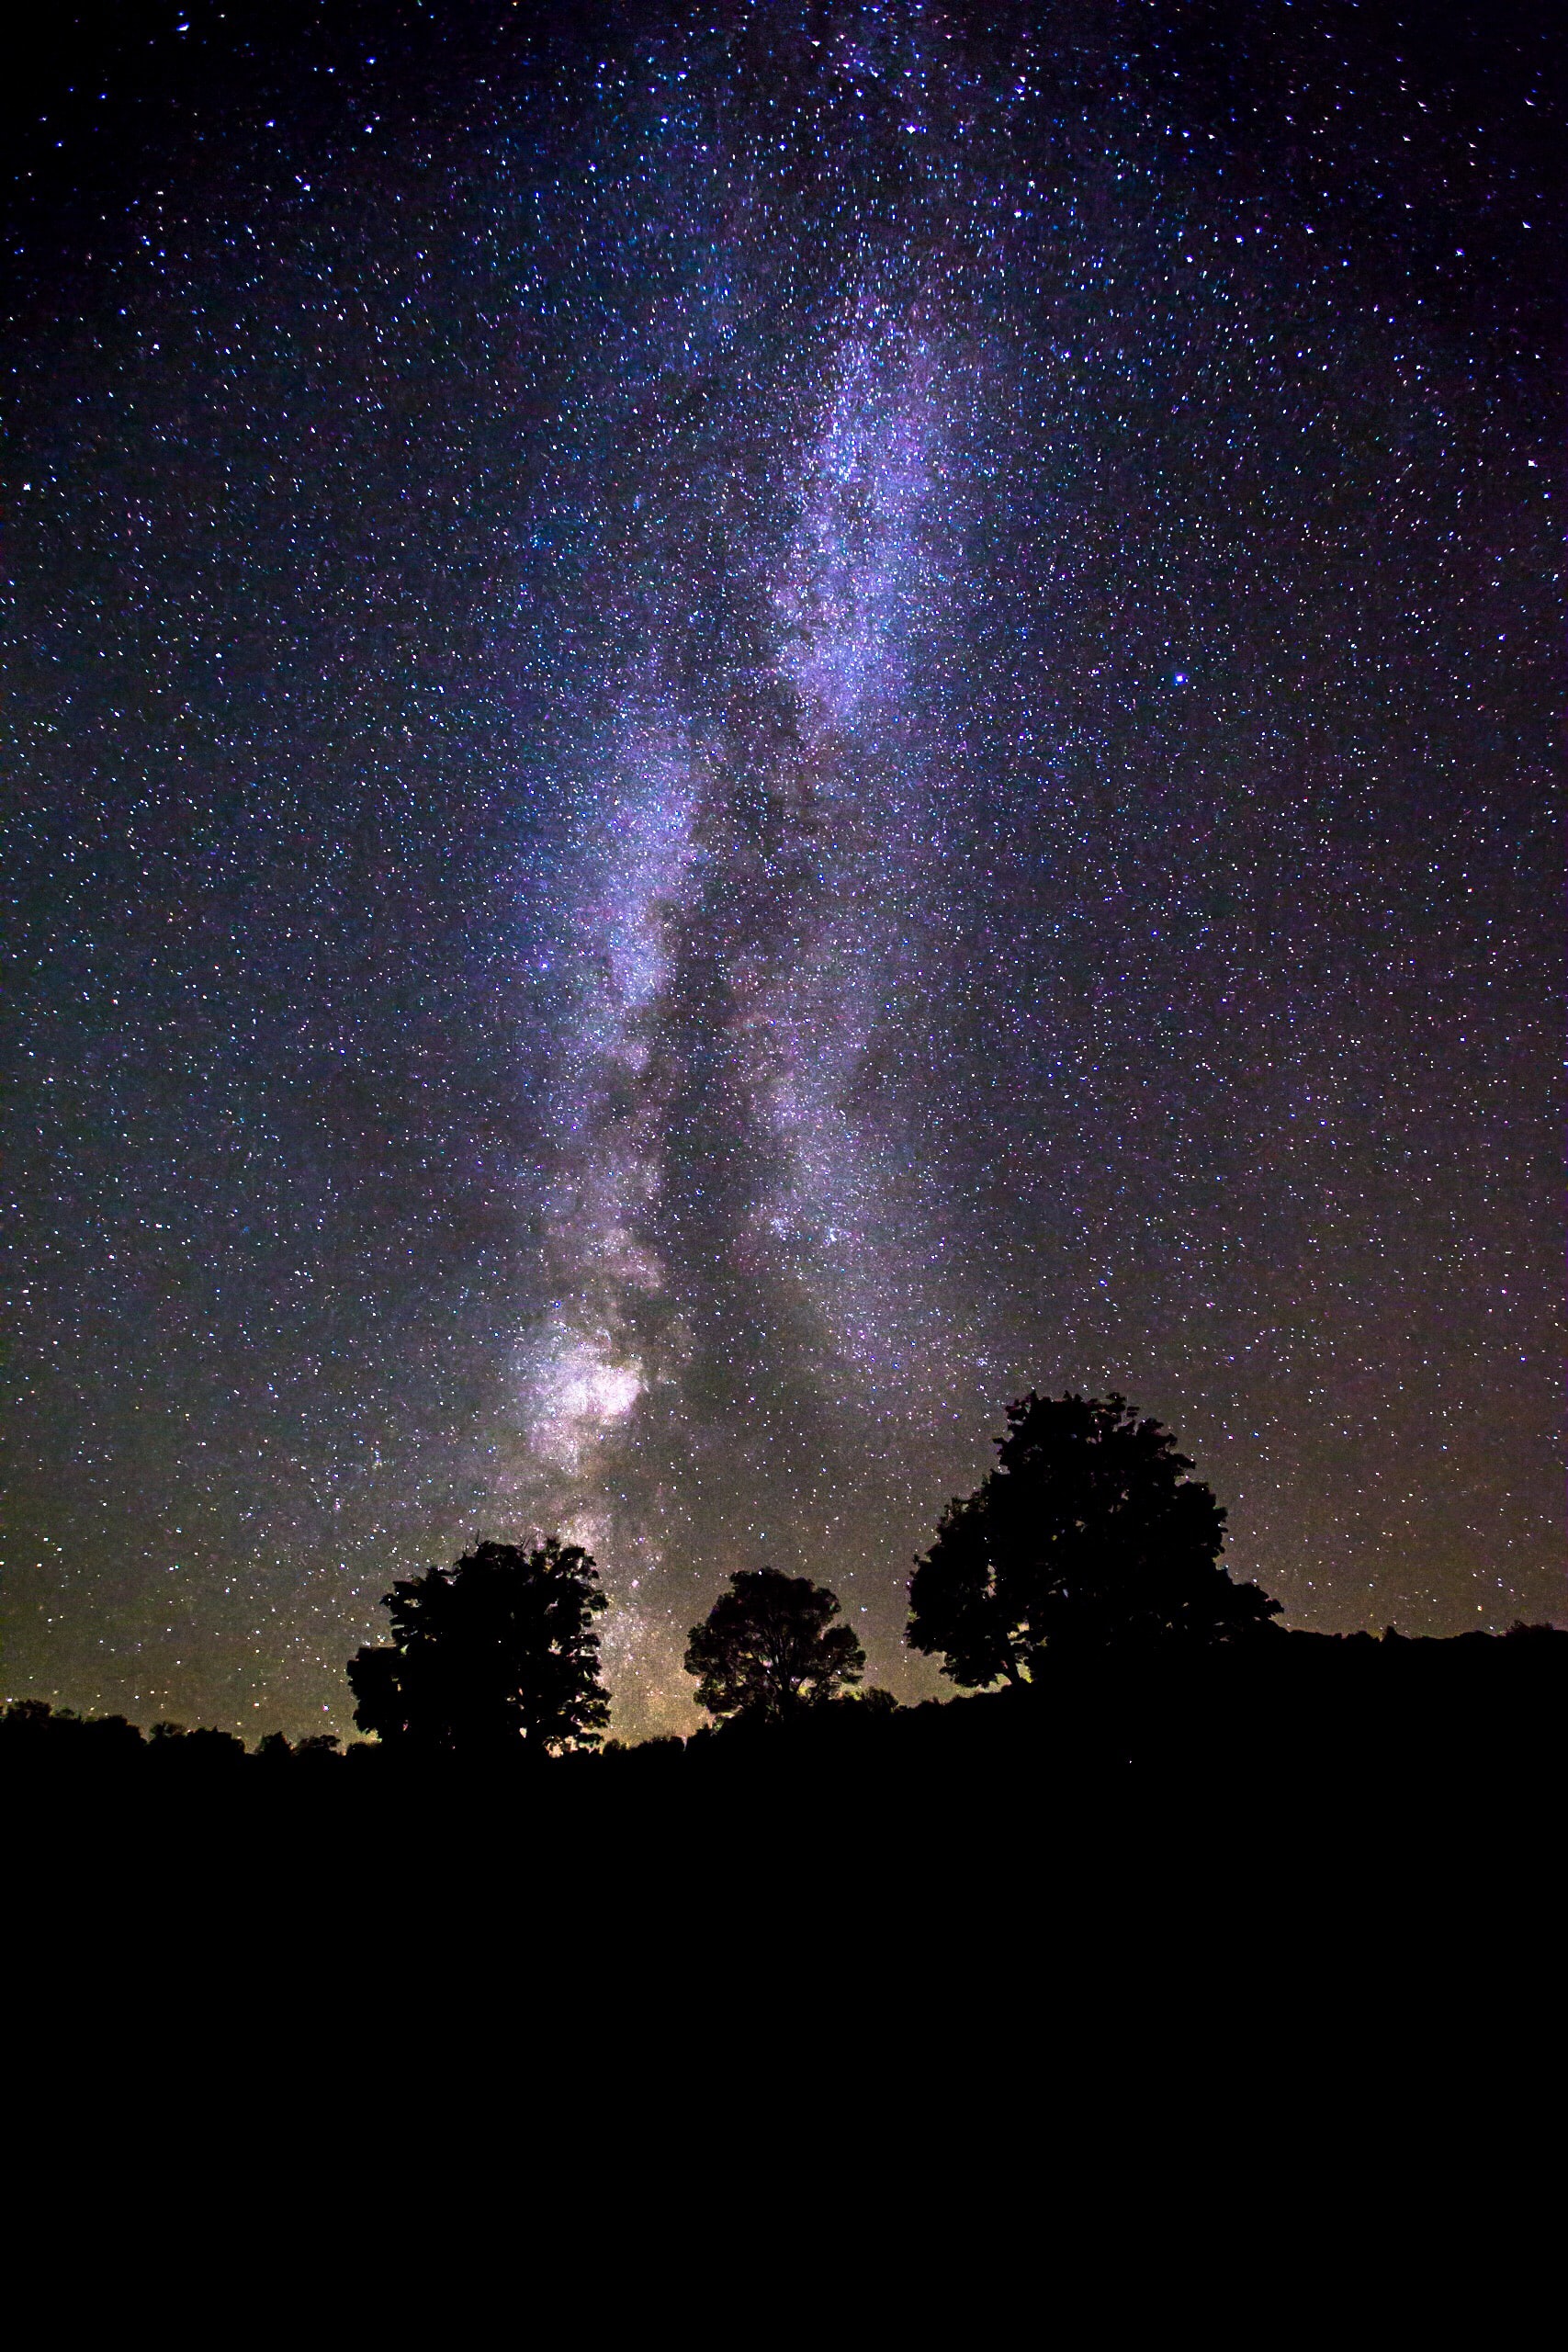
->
[685,1568,865,1724]
[346,1537,610,1757]
[908,1392,1280,1685]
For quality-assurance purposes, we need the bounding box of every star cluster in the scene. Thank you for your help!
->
[4,2,1560,1738]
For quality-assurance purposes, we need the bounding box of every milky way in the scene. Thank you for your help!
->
[5,3,1560,1738]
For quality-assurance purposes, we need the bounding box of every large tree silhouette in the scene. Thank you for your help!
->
[347,1538,610,1756]
[685,1568,865,1724]
[908,1393,1280,1686]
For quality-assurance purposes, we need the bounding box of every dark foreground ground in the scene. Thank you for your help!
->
[9,1628,1561,2147]
[11,1625,1562,1911]
[6,1631,1554,2279]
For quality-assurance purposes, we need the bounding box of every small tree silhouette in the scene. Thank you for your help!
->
[908,1392,1280,1686]
[685,1568,865,1724]
[347,1537,610,1756]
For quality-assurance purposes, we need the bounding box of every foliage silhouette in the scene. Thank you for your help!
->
[685,1566,865,1723]
[3,1623,1565,1844]
[346,1536,610,1757]
[856,1686,900,1716]
[0,1700,145,1764]
[257,1730,341,1765]
[149,1721,248,1764]
[908,1392,1280,1686]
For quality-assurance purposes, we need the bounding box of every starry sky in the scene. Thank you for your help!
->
[4,0,1561,1741]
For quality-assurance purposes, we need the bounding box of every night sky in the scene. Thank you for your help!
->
[4,1,1560,1742]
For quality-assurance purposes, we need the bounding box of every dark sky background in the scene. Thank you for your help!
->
[4,0,1560,1741]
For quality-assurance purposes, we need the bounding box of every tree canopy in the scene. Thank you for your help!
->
[908,1392,1280,1686]
[347,1537,610,1756]
[685,1567,865,1724]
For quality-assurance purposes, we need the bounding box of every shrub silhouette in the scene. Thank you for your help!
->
[347,1537,610,1757]
[685,1567,865,1724]
[908,1392,1280,1686]
[0,1702,145,1763]
[148,1722,247,1763]
[257,1730,341,1766]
